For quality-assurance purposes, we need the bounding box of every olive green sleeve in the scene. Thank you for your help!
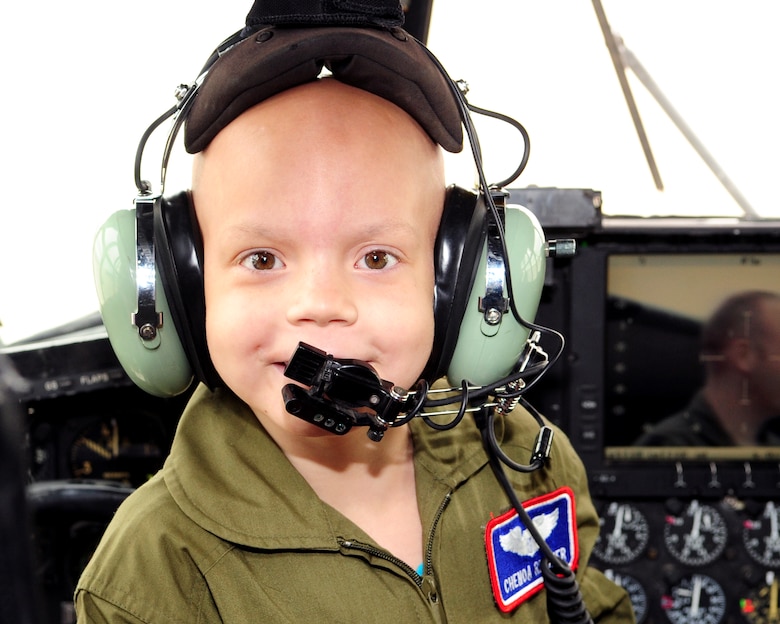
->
[580,566,636,623]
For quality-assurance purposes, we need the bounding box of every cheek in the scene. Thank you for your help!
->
[760,361,780,393]
[202,272,268,373]
[377,274,436,386]
[408,268,436,353]
[203,287,238,377]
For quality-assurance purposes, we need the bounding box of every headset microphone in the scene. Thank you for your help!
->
[282,342,425,442]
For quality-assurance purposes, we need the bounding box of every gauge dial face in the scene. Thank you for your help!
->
[593,502,650,565]
[604,570,648,624]
[69,414,166,486]
[661,574,726,624]
[741,571,780,624]
[743,501,780,568]
[663,500,728,566]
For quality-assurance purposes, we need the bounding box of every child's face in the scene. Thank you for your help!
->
[192,80,445,439]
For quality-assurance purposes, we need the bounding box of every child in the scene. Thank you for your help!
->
[76,3,632,622]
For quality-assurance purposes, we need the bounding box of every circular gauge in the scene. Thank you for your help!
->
[663,500,728,566]
[603,570,648,624]
[661,573,726,624]
[743,501,780,568]
[69,414,167,486]
[593,502,650,565]
[741,571,780,624]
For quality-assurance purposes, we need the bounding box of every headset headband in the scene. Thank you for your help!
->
[183,24,464,154]
[245,0,405,28]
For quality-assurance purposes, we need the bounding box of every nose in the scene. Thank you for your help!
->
[285,263,359,327]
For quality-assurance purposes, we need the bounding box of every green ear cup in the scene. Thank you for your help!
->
[93,209,194,397]
[446,205,546,386]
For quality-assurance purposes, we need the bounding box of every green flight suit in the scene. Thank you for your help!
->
[75,385,632,622]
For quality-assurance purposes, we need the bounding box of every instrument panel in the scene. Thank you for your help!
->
[590,496,780,624]
[26,385,188,624]
[24,383,189,624]
[28,389,174,487]
[2,324,191,624]
[514,197,780,624]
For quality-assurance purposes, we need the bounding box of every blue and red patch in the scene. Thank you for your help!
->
[485,487,579,613]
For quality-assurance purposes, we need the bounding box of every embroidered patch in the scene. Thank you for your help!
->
[485,486,579,613]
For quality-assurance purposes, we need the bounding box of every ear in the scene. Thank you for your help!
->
[725,338,757,374]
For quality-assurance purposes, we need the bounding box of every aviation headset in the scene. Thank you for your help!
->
[92,0,549,399]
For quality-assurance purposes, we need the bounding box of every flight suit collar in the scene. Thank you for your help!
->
[164,385,493,550]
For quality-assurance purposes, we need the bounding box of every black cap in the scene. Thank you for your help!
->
[183,2,463,153]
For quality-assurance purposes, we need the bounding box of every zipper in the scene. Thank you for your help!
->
[338,491,453,587]
[339,538,423,585]
[423,492,451,577]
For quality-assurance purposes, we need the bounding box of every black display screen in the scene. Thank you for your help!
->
[602,253,780,459]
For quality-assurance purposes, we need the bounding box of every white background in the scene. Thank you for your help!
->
[1,1,778,344]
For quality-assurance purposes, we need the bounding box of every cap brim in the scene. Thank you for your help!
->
[184,26,463,154]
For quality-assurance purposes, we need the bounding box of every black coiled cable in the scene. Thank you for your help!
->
[541,559,593,624]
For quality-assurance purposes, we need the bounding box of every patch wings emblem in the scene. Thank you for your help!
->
[499,508,560,556]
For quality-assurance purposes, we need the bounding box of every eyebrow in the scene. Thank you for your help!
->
[351,220,421,240]
[225,218,421,242]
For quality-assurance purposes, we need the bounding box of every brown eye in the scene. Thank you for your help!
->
[363,250,390,270]
[247,251,279,270]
